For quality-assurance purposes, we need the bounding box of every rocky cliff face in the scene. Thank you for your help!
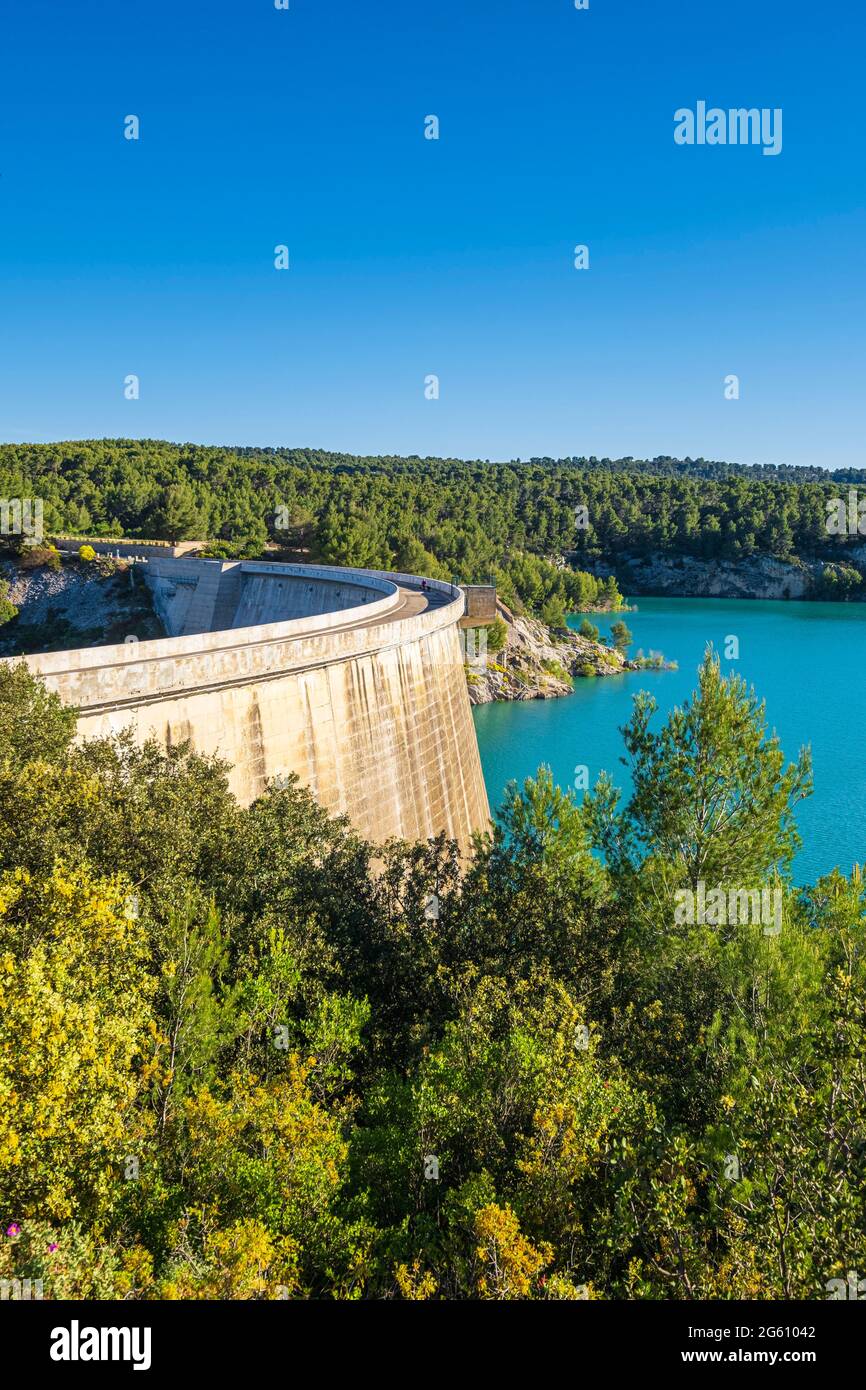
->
[0,558,163,656]
[467,607,635,706]
[583,552,846,600]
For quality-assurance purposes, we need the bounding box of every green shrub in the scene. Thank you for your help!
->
[18,543,61,572]
[198,540,236,559]
[485,617,508,653]
[541,659,574,687]
[610,619,633,655]
[540,597,567,629]
[0,579,18,628]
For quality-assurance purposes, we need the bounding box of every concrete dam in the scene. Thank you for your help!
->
[15,559,492,855]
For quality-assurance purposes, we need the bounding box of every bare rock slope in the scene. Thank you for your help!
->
[467,605,646,706]
[0,560,163,657]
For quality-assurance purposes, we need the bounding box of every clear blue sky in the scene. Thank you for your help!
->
[1,0,863,468]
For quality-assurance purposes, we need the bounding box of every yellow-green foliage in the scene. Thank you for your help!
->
[0,863,157,1223]
[474,1203,552,1299]
[178,1060,349,1243]
[159,1217,300,1301]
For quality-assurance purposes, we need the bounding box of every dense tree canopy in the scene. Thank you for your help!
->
[0,657,862,1299]
[3,441,865,615]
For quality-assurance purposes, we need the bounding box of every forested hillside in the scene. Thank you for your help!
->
[2,441,865,615]
[1,657,863,1299]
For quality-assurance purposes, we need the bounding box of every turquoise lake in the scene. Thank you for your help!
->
[472,598,866,886]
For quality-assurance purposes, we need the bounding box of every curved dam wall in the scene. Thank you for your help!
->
[11,561,490,856]
[146,559,394,637]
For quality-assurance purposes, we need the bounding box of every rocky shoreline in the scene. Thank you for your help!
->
[471,541,866,706]
[466,604,673,706]
[580,549,866,601]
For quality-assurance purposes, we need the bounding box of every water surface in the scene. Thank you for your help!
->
[472,598,866,885]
